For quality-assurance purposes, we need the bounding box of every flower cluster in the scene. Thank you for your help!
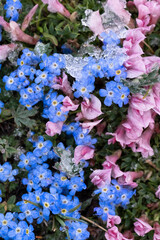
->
[94,180,135,221]
[0,162,18,182]
[65,221,90,240]
[3,49,65,110]
[4,0,22,21]
[0,133,89,240]
[72,31,130,108]
[0,0,160,239]
[12,134,88,239]
[0,213,35,240]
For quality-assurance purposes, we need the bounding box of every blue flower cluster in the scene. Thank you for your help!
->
[4,0,22,21]
[72,31,130,107]
[0,213,35,240]
[94,180,136,221]
[0,133,89,239]
[99,81,130,107]
[3,49,65,112]
[14,135,88,239]
[42,90,67,122]
[63,122,97,148]
[18,136,56,170]
[0,162,18,182]
[17,172,86,221]
[65,221,90,240]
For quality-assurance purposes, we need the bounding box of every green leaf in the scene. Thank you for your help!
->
[7,195,16,205]
[69,203,82,213]
[81,198,92,211]
[7,204,15,211]
[0,206,5,214]
[122,66,160,95]
[9,182,19,192]
[43,33,58,46]
[12,105,38,129]
[6,147,17,155]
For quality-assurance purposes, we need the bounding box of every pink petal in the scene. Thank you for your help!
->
[85,10,104,35]
[155,185,160,199]
[104,150,122,166]
[105,226,124,240]
[0,43,17,61]
[80,119,103,133]
[124,56,146,78]
[107,215,121,228]
[134,218,153,237]
[0,16,11,32]
[10,21,38,45]
[46,0,70,18]
[81,94,103,120]
[45,121,63,136]
[53,72,73,98]
[74,145,94,164]
[61,96,79,112]
[130,92,155,112]
[143,56,160,74]
[21,4,39,31]
[107,0,131,24]
[90,168,112,188]
[118,171,143,188]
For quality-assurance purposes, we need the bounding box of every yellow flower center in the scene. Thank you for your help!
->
[56,111,61,116]
[103,207,108,213]
[121,94,125,99]
[102,188,108,192]
[52,100,58,106]
[116,185,120,190]
[38,143,43,148]
[44,202,49,208]
[116,70,121,75]
[81,87,86,93]
[2,220,7,225]
[61,176,67,181]
[61,209,67,214]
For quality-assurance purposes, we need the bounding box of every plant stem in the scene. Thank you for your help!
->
[81,215,107,232]
[30,18,47,25]
[143,86,152,99]
[142,41,154,54]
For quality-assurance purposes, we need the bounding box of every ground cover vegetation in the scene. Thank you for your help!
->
[0,0,160,239]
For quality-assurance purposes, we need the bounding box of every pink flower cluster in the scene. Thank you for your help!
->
[155,185,160,199]
[134,217,153,237]
[123,28,160,78]
[0,5,39,62]
[41,0,70,18]
[134,216,160,239]
[0,5,38,47]
[105,214,134,240]
[105,226,134,240]
[90,150,143,188]
[132,0,160,34]
[104,209,134,240]
[108,82,160,158]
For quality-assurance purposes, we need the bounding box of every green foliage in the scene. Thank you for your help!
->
[0,138,17,161]
[122,66,160,95]
[54,147,85,177]
[11,105,38,129]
